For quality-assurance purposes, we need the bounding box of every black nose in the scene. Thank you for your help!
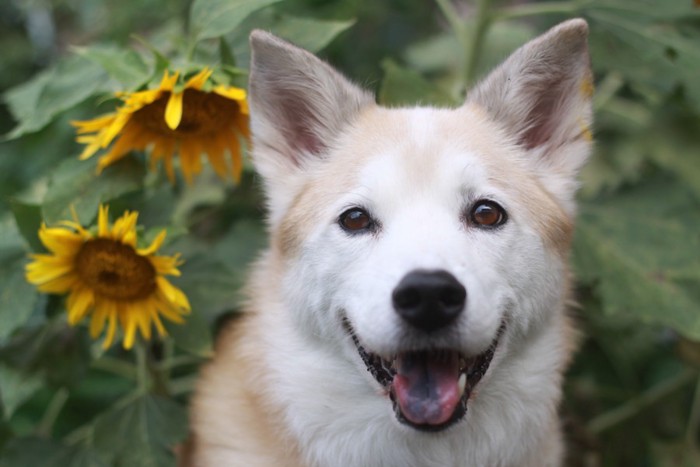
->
[392,269,466,332]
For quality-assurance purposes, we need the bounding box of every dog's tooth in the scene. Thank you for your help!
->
[458,373,467,397]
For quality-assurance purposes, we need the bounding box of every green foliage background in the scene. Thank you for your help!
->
[0,0,699,465]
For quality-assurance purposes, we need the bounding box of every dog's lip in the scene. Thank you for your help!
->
[342,317,505,432]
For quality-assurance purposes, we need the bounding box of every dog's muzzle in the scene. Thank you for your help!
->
[343,269,504,432]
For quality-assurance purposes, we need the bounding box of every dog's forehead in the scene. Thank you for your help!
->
[330,105,520,200]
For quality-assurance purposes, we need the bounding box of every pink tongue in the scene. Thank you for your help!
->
[392,352,460,426]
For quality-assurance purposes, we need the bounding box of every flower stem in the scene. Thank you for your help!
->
[36,387,69,437]
[134,339,152,394]
[587,368,697,435]
[435,0,495,94]
[686,374,700,447]
[91,356,137,380]
[463,0,494,88]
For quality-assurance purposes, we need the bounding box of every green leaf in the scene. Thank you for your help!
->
[255,15,355,53]
[2,70,52,136]
[166,311,213,358]
[42,157,146,225]
[0,322,91,389]
[219,37,237,67]
[0,437,106,467]
[93,394,187,467]
[9,200,44,252]
[190,0,282,42]
[573,175,700,338]
[650,441,700,467]
[0,218,38,342]
[0,256,38,342]
[588,9,700,110]
[229,11,357,67]
[75,45,151,88]
[0,364,43,419]
[379,59,456,107]
[3,55,108,139]
[0,437,66,467]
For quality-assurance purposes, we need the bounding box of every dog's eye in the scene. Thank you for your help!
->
[339,208,374,233]
[469,200,507,228]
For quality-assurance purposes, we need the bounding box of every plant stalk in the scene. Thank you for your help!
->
[493,0,589,21]
[36,388,70,437]
[463,0,494,88]
[686,374,700,447]
[587,368,697,435]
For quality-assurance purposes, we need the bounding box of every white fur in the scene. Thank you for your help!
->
[187,19,592,467]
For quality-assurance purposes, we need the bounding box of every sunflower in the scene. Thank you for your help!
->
[25,205,190,349]
[72,68,249,184]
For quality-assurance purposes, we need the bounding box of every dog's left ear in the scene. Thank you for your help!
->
[466,19,593,209]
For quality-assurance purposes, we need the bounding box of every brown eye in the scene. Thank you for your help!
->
[339,208,374,233]
[469,200,507,228]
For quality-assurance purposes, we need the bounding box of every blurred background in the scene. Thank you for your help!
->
[1,1,699,465]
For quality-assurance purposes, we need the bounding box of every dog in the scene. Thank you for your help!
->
[185,18,593,467]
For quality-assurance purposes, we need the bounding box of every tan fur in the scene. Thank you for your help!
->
[187,261,305,466]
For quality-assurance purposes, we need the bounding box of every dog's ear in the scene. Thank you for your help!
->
[466,19,593,208]
[248,30,374,179]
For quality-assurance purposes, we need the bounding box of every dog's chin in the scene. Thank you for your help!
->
[342,318,505,433]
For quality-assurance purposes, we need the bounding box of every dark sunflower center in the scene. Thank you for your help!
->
[75,239,156,300]
[132,89,241,136]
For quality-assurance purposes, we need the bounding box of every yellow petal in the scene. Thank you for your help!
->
[98,205,109,237]
[212,85,246,102]
[103,309,118,349]
[37,273,78,294]
[89,306,107,338]
[148,255,182,276]
[25,257,75,285]
[122,311,138,349]
[185,68,212,90]
[72,114,117,134]
[100,112,131,149]
[165,92,183,130]
[156,276,191,311]
[39,227,84,256]
[137,230,167,256]
[67,287,94,325]
[159,70,179,91]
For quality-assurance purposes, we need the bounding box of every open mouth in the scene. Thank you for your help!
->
[344,319,505,432]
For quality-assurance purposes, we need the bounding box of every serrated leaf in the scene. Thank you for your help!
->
[93,394,187,467]
[9,200,44,252]
[75,45,151,88]
[190,0,282,42]
[379,59,456,107]
[42,157,146,225]
[3,55,108,139]
[0,364,42,419]
[573,175,700,338]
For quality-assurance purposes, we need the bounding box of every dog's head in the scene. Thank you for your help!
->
[248,20,592,432]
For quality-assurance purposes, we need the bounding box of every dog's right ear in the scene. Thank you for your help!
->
[248,31,374,191]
